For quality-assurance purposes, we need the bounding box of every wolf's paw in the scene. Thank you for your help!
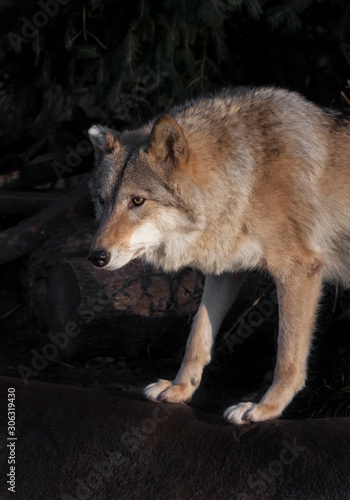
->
[143,379,192,403]
[224,402,282,425]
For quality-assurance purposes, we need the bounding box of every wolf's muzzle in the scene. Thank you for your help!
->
[88,250,111,268]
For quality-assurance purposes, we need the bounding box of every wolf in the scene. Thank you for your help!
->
[87,87,350,424]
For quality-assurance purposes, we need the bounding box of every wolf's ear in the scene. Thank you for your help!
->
[88,125,120,163]
[147,114,189,173]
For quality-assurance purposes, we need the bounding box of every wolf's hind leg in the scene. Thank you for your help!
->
[144,272,245,403]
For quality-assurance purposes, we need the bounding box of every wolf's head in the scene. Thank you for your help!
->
[87,115,203,271]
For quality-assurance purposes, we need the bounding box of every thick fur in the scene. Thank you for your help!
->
[88,87,350,424]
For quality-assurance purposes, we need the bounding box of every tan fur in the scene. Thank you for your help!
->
[105,132,120,152]
[94,210,134,253]
[88,87,350,424]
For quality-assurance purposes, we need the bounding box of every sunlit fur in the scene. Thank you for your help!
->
[88,87,350,424]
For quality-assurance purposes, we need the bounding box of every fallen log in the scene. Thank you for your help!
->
[27,213,203,360]
[0,188,89,265]
[0,190,63,215]
[46,257,202,359]
[0,377,349,500]
[0,157,91,190]
[0,162,61,191]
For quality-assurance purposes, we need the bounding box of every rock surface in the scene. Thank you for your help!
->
[0,377,349,500]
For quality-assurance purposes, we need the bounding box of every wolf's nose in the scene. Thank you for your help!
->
[88,250,111,268]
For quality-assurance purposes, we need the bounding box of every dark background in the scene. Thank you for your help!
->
[1,0,350,176]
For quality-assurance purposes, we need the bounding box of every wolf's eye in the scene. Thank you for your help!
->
[97,194,105,205]
[132,197,145,206]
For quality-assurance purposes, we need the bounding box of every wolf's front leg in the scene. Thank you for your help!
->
[144,272,245,403]
[225,260,323,424]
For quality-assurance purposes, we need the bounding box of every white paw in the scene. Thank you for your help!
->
[224,401,282,424]
[143,379,194,403]
[224,402,255,425]
[143,379,173,402]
